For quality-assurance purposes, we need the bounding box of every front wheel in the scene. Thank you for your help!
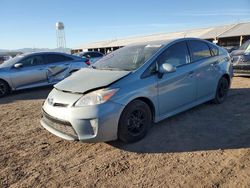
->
[213,77,229,104]
[0,80,10,98]
[118,100,152,143]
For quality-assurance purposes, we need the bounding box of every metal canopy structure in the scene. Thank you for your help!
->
[72,22,250,54]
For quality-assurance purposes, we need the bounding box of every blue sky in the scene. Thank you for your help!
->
[0,0,250,49]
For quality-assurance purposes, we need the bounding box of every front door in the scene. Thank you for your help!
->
[157,41,197,116]
[10,55,47,89]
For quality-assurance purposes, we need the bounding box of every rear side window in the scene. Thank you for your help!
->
[47,54,73,64]
[188,41,211,62]
[158,41,190,67]
[208,44,219,56]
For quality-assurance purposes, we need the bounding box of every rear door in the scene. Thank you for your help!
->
[10,54,48,89]
[45,54,74,83]
[187,40,220,99]
[157,41,197,116]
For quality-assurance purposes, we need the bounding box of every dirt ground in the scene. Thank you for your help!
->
[0,77,250,188]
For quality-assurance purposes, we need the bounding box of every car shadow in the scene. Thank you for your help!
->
[0,86,52,105]
[110,88,250,153]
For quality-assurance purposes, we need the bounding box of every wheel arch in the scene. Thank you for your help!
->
[128,97,156,122]
[0,78,11,95]
[222,73,231,86]
[0,78,11,88]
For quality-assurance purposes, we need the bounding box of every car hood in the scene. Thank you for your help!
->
[54,68,130,93]
[231,50,246,56]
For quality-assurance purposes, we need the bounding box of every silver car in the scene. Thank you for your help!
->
[41,38,233,143]
[0,52,89,97]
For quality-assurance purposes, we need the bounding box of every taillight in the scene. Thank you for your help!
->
[85,59,91,66]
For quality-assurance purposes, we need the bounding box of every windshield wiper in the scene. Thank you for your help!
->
[98,66,131,71]
[89,65,97,69]
[89,65,131,71]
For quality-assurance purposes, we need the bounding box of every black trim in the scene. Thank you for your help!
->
[185,41,192,63]
[42,110,71,126]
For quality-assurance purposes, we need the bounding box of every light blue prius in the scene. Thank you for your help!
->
[41,38,233,143]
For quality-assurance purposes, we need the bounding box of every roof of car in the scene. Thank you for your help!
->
[21,51,74,56]
[126,38,212,47]
[18,51,84,60]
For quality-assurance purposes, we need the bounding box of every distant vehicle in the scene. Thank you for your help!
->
[74,51,104,63]
[0,52,89,97]
[231,40,250,76]
[41,38,233,143]
[0,57,4,64]
[3,56,12,61]
[224,46,238,53]
[0,55,12,62]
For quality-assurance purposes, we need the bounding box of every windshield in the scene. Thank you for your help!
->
[239,40,250,51]
[245,43,250,54]
[93,44,162,71]
[0,55,24,68]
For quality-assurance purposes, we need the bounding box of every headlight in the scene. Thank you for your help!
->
[74,88,119,107]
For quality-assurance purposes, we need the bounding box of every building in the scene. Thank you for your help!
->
[72,22,250,54]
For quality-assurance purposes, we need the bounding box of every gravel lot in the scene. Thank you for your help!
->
[0,77,250,187]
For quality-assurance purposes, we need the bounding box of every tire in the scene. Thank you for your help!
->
[0,80,10,98]
[118,100,152,143]
[213,77,229,104]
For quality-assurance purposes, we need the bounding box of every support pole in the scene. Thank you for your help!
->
[239,36,243,46]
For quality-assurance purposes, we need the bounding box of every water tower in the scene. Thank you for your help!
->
[56,22,66,49]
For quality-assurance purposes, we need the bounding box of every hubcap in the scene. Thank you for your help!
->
[127,109,146,136]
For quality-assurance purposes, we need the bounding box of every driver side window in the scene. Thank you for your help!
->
[20,55,44,67]
[158,41,190,67]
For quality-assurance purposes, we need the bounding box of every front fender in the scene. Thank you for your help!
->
[110,79,158,122]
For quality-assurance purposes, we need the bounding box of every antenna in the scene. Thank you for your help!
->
[56,22,66,51]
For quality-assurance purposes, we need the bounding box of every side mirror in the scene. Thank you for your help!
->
[14,63,23,69]
[158,63,176,78]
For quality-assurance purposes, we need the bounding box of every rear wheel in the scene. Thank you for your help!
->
[0,80,10,98]
[213,77,229,104]
[118,100,152,143]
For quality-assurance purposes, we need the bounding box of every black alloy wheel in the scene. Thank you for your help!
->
[213,77,229,104]
[0,80,9,98]
[118,100,152,143]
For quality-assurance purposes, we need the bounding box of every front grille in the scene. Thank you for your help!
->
[53,103,69,107]
[42,110,78,139]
